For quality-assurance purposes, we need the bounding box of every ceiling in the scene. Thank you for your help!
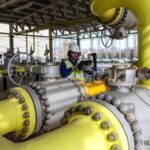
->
[0,0,102,34]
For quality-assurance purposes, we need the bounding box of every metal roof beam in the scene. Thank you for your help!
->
[0,12,21,18]
[13,2,33,12]
[14,17,98,34]
[57,6,65,18]
[0,0,25,8]
[31,1,45,7]
[17,0,60,22]
[68,2,76,16]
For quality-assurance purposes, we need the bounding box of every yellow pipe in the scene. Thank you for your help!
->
[98,7,125,26]
[0,87,36,139]
[0,66,26,75]
[0,67,6,74]
[80,80,110,96]
[0,101,128,150]
[0,97,22,135]
[91,0,150,87]
[98,8,116,24]
[15,66,26,73]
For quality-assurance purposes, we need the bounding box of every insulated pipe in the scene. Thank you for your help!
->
[91,0,150,87]
[0,101,129,150]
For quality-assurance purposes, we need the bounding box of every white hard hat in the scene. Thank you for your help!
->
[68,43,80,53]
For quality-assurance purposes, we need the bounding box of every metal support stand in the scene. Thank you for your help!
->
[3,76,7,90]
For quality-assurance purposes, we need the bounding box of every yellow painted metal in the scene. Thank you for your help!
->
[139,80,150,89]
[109,7,124,26]
[0,65,26,75]
[0,87,36,139]
[68,101,129,150]
[0,101,128,150]
[81,80,109,96]
[91,0,150,87]
[98,7,124,26]
[0,96,23,135]
[0,66,6,74]
[15,66,26,73]
[14,87,36,138]
[99,8,116,23]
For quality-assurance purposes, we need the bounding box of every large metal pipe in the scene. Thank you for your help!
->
[0,79,108,140]
[1,79,149,150]
[0,101,128,150]
[91,0,150,87]
[97,86,150,150]
[0,87,36,140]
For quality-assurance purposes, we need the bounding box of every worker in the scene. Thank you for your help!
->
[60,43,83,79]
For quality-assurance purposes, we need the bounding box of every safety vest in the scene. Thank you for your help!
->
[64,60,84,81]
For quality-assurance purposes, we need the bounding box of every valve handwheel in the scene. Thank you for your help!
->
[101,27,113,48]
[7,53,37,85]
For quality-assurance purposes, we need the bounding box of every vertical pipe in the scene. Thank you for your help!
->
[26,32,28,53]
[91,0,150,87]
[138,24,150,86]
[77,32,80,51]
[9,23,14,53]
[33,32,35,53]
[49,28,53,62]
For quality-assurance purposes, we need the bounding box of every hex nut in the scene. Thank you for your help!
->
[23,120,30,126]
[92,112,101,121]
[111,144,121,150]
[85,107,93,115]
[76,105,84,113]
[107,132,117,141]
[22,104,28,110]
[101,121,111,130]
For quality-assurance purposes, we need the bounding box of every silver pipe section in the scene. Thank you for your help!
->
[97,86,150,150]
[25,79,86,134]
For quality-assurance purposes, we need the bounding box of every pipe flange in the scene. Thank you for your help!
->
[6,88,34,141]
[95,93,142,150]
[61,102,129,150]
[71,79,87,101]
[23,85,43,134]
[114,8,127,28]
[29,82,51,134]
